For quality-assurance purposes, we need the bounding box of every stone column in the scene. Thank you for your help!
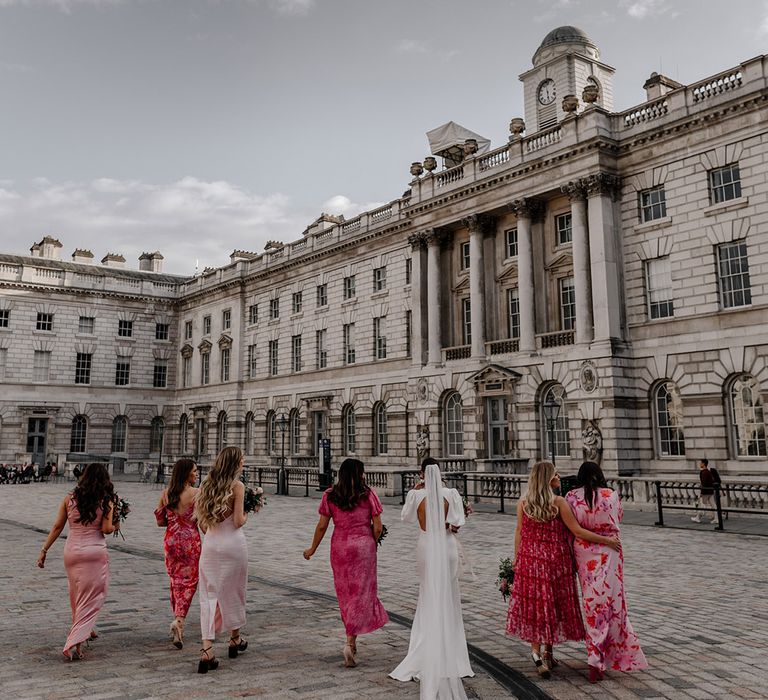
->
[407,232,428,366]
[463,214,487,359]
[510,199,541,354]
[561,181,594,344]
[426,230,443,366]
[584,173,622,342]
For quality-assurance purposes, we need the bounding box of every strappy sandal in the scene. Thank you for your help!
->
[542,650,559,670]
[343,643,357,668]
[228,634,248,659]
[170,620,183,649]
[63,646,84,662]
[531,651,550,679]
[197,647,218,674]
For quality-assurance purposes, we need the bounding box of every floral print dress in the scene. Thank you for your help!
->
[566,487,648,672]
[157,502,202,618]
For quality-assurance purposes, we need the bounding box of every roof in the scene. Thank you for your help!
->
[537,25,595,51]
[426,121,491,159]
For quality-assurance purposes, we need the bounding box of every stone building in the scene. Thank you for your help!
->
[1,26,767,478]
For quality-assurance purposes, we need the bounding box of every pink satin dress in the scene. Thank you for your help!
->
[63,498,109,652]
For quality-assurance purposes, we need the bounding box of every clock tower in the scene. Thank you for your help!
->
[519,26,615,133]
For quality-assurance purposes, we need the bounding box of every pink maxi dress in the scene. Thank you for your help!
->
[198,513,247,639]
[156,502,201,618]
[319,488,389,636]
[63,499,109,653]
[566,487,648,672]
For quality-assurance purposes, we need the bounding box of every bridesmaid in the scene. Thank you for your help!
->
[37,463,117,660]
[566,462,648,682]
[303,458,389,667]
[155,458,201,650]
[194,447,250,674]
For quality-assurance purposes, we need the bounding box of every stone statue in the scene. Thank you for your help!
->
[582,421,602,464]
[415,425,430,460]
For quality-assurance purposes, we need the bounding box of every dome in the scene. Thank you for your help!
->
[533,25,598,64]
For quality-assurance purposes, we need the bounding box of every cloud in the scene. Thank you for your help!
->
[760,1,768,36]
[0,0,125,10]
[532,0,581,23]
[620,0,674,19]
[267,0,314,16]
[394,38,460,62]
[322,194,385,219]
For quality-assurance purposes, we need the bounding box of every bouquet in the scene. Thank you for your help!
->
[462,495,474,518]
[496,557,515,601]
[244,486,266,513]
[112,497,131,539]
[376,524,388,548]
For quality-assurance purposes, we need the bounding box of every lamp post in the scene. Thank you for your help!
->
[277,413,288,495]
[542,393,561,469]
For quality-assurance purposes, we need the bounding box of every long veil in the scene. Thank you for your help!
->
[421,463,468,700]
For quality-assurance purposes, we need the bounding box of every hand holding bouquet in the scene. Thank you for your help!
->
[496,557,515,601]
[462,495,474,518]
[244,486,266,513]
[112,497,131,539]
[376,524,388,547]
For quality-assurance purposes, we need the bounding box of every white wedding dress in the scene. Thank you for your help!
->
[389,464,474,699]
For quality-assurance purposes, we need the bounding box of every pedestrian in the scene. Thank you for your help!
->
[303,458,389,668]
[566,461,648,683]
[37,463,118,660]
[389,458,474,699]
[506,461,621,679]
[194,447,251,673]
[155,458,201,650]
[691,459,716,523]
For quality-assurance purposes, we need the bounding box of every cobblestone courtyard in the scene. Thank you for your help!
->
[1,481,767,700]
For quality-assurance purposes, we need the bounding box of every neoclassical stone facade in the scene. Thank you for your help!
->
[1,26,767,477]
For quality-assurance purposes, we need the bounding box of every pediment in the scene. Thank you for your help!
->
[452,275,470,293]
[469,363,522,385]
[496,261,519,283]
[545,250,573,272]
[180,343,194,358]
[218,333,233,349]
[198,339,212,353]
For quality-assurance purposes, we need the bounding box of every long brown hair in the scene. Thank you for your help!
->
[71,463,115,525]
[577,461,608,509]
[328,458,369,511]
[195,447,243,529]
[166,459,196,510]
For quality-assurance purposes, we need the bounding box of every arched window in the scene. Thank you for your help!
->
[111,416,127,453]
[654,381,685,456]
[179,414,188,454]
[216,411,228,453]
[728,374,767,457]
[150,417,165,453]
[443,392,464,456]
[541,384,570,458]
[266,410,276,455]
[289,409,300,454]
[342,405,356,454]
[374,403,388,456]
[70,415,87,453]
[244,411,254,454]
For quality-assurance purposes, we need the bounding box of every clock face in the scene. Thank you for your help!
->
[538,79,556,105]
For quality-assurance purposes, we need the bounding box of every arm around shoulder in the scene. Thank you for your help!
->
[556,497,620,550]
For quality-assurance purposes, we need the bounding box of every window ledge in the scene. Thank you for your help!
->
[635,215,672,233]
[703,196,749,217]
[315,306,329,315]
[33,330,55,335]
[342,298,358,307]
[290,312,304,320]
[371,290,389,300]
[268,318,280,325]
[115,336,135,342]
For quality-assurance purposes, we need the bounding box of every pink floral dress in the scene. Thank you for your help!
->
[566,487,648,672]
[156,502,202,618]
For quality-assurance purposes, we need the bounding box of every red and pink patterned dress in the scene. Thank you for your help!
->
[506,509,585,644]
[157,502,202,618]
[566,487,648,672]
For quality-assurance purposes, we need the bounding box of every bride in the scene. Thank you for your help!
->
[389,459,474,699]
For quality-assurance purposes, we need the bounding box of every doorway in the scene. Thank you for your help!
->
[26,418,48,466]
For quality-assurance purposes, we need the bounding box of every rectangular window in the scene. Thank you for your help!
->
[505,228,518,258]
[291,335,302,372]
[710,163,742,204]
[0,347,5,379]
[343,323,356,364]
[118,319,133,337]
[184,320,193,339]
[78,316,95,334]
[182,356,191,388]
[292,292,303,314]
[36,313,54,332]
[507,288,520,338]
[247,344,257,378]
[0,309,9,328]
[33,350,51,382]
[717,241,752,308]
[269,298,280,319]
[316,329,327,369]
[155,323,169,340]
[373,316,387,359]
[248,304,258,325]
[646,257,674,319]
[316,284,327,307]
[461,298,471,346]
[220,348,230,382]
[115,361,131,386]
[343,275,356,300]
[405,258,412,286]
[556,213,572,245]
[460,242,470,271]
[559,276,576,330]
[639,186,667,222]
[203,315,211,335]
[269,340,279,376]
[406,310,412,357]
[75,353,92,384]
[222,309,231,330]
[373,267,387,292]
[201,353,210,385]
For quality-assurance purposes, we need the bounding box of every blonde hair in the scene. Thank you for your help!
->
[195,446,243,529]
[522,461,558,522]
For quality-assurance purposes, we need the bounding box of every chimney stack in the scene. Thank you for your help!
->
[72,249,94,265]
[30,236,63,260]
[101,253,126,269]
[643,72,683,101]
[138,251,164,273]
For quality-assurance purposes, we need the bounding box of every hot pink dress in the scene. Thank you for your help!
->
[63,498,109,653]
[319,488,389,636]
[566,487,649,672]
[506,510,585,644]
[157,502,201,618]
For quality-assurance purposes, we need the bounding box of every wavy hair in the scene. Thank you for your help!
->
[327,458,370,511]
[577,461,608,510]
[166,458,197,511]
[71,463,115,525]
[195,447,242,529]
[522,461,558,522]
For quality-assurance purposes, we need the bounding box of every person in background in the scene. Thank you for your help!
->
[691,459,716,523]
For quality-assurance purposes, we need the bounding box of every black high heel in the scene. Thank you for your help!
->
[228,635,248,659]
[197,647,218,674]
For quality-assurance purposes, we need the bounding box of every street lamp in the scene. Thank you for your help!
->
[542,392,561,468]
[277,413,289,495]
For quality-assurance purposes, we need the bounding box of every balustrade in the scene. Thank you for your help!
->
[487,338,519,355]
[444,345,471,361]
[435,164,464,188]
[523,126,561,153]
[622,99,668,127]
[477,145,510,172]
[538,330,575,348]
[691,69,742,103]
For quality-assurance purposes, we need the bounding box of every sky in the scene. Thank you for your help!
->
[1,0,767,275]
